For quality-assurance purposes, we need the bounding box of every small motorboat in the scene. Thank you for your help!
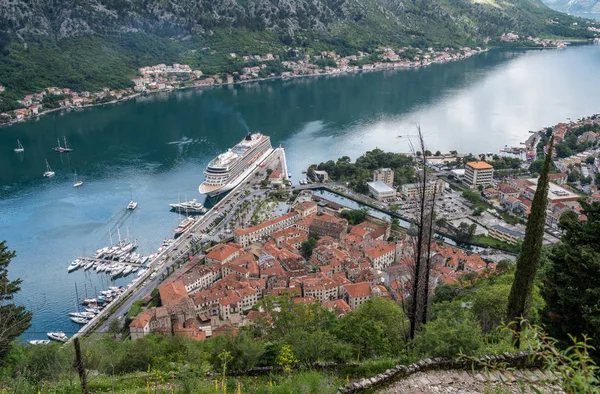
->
[28,339,51,345]
[71,317,90,324]
[127,200,138,210]
[47,332,68,342]
[67,259,81,273]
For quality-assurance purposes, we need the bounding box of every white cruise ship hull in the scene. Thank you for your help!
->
[199,147,274,197]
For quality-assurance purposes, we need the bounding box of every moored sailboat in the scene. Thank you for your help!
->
[73,170,83,188]
[43,159,55,178]
[14,139,24,153]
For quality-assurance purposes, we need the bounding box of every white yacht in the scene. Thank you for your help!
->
[199,131,273,196]
[28,340,50,345]
[43,159,55,178]
[47,332,68,342]
[67,259,81,272]
[127,200,138,210]
[169,199,207,214]
[71,316,89,324]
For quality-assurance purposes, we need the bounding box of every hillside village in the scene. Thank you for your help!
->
[0,46,487,125]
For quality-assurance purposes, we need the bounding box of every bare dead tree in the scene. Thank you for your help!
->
[407,126,437,339]
[73,337,89,394]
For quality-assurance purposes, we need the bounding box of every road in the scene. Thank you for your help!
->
[86,148,287,335]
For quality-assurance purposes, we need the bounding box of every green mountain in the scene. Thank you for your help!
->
[542,0,600,14]
[0,0,591,101]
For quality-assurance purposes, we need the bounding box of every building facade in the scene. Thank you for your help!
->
[373,168,394,187]
[464,161,494,188]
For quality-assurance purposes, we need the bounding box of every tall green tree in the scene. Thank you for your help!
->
[506,137,554,343]
[541,203,600,357]
[0,240,32,358]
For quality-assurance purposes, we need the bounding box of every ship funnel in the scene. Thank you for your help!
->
[245,131,252,141]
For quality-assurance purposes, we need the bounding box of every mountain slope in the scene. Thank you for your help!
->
[0,0,587,40]
[0,0,592,99]
[542,0,600,13]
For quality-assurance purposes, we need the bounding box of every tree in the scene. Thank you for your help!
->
[413,303,483,358]
[434,151,441,156]
[0,241,32,359]
[529,159,544,175]
[568,169,581,183]
[407,126,437,338]
[300,237,317,257]
[541,202,600,357]
[585,155,595,164]
[472,284,511,332]
[340,209,367,225]
[334,298,407,359]
[506,137,554,345]
[456,222,476,243]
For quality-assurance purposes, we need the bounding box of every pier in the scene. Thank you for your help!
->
[78,257,143,267]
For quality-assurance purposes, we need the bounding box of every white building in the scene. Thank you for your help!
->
[367,181,396,201]
[464,161,494,188]
[400,179,445,199]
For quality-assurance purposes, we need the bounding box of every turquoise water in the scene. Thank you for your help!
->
[2,45,600,338]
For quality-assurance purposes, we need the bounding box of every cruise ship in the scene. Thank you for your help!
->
[199,132,273,196]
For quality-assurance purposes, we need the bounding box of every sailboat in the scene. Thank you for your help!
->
[14,139,24,153]
[73,170,83,188]
[62,136,73,152]
[53,136,73,153]
[43,159,55,177]
[53,137,64,153]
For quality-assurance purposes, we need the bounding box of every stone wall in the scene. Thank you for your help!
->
[337,352,542,393]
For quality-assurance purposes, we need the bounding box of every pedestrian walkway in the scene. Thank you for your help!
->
[378,369,562,394]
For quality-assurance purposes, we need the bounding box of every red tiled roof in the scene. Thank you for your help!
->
[129,310,153,328]
[344,282,371,298]
[294,201,317,211]
[206,243,240,262]
[466,161,493,170]
[159,280,188,306]
[364,242,395,259]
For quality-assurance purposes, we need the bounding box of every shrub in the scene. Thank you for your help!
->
[414,303,483,358]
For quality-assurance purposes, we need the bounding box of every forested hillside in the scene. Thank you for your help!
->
[0,0,593,99]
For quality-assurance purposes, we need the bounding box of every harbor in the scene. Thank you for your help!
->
[3,45,600,339]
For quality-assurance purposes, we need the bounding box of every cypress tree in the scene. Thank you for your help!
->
[506,137,554,342]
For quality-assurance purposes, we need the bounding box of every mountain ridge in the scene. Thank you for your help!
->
[0,0,593,100]
[542,0,600,14]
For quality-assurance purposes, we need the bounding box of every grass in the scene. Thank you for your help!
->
[472,235,520,254]
[5,370,345,394]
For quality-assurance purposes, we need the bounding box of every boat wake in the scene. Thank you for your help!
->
[166,136,195,146]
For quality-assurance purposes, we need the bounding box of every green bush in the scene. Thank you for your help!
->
[414,303,483,358]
